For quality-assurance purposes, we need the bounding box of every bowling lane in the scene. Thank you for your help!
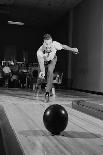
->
[0,93,103,155]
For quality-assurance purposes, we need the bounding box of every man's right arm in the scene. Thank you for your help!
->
[37,48,45,77]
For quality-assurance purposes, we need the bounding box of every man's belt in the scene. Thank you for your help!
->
[44,55,57,65]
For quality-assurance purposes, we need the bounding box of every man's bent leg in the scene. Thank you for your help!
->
[46,56,57,93]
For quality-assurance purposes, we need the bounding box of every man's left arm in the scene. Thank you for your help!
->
[53,41,79,54]
[62,44,79,54]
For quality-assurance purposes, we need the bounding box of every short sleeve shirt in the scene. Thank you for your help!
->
[37,41,63,61]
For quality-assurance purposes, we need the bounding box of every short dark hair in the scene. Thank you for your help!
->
[43,34,52,40]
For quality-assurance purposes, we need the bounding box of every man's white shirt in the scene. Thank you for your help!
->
[37,41,63,61]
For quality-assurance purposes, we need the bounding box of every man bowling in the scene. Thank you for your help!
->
[37,34,79,102]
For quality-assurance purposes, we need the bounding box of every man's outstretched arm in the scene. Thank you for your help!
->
[62,44,79,54]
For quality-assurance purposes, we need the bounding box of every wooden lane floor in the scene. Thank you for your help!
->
[0,89,103,155]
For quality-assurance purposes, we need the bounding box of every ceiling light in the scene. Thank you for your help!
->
[8,20,24,25]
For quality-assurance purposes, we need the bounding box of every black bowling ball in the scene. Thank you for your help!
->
[43,104,68,135]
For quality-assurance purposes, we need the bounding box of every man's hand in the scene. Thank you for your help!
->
[72,48,79,54]
[39,72,45,79]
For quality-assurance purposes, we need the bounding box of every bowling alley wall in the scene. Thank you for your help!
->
[0,24,44,63]
[71,0,103,93]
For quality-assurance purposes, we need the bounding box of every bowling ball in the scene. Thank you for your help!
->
[43,104,68,135]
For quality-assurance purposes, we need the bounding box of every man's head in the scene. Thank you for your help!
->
[43,34,52,40]
[43,34,53,52]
